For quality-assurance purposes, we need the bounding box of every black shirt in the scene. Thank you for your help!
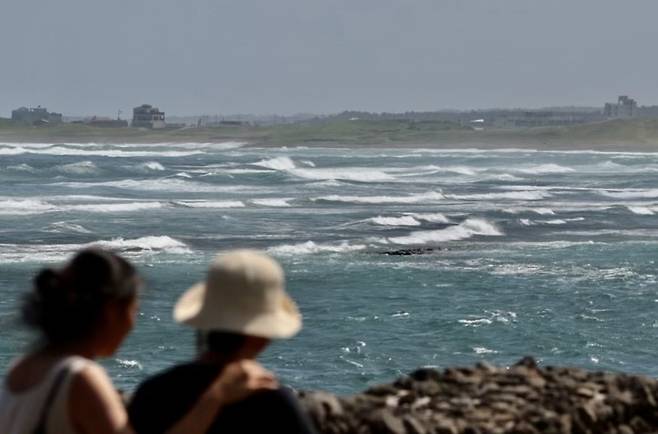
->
[128,362,317,434]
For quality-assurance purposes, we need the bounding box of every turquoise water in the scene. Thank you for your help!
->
[1,142,657,394]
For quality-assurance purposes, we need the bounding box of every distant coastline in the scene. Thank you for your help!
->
[2,118,658,151]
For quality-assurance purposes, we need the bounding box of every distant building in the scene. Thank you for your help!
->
[132,104,166,128]
[604,96,638,118]
[11,106,62,125]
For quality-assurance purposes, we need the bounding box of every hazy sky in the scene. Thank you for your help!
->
[2,0,658,116]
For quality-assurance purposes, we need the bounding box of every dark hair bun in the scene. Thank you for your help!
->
[21,248,139,345]
[34,269,62,297]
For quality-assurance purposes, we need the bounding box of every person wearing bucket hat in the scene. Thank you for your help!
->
[129,250,317,434]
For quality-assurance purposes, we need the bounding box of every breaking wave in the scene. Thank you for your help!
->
[600,189,658,200]
[404,213,452,223]
[446,191,551,201]
[389,218,503,245]
[0,199,58,215]
[173,200,246,208]
[514,164,575,174]
[0,236,191,263]
[627,206,658,215]
[370,216,422,226]
[251,198,292,207]
[0,145,205,158]
[314,191,445,204]
[268,240,367,255]
[56,161,101,175]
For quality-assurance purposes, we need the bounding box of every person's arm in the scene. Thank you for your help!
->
[70,360,277,434]
[165,360,278,434]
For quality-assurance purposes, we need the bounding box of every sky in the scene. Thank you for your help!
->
[2,0,658,117]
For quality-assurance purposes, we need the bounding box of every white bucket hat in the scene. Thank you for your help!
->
[173,250,302,339]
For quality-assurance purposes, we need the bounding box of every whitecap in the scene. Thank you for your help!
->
[268,240,366,255]
[446,191,551,201]
[251,198,292,207]
[600,189,658,199]
[115,359,144,370]
[91,235,191,253]
[174,200,245,208]
[56,179,258,193]
[314,191,445,204]
[0,236,191,263]
[473,347,498,354]
[504,207,555,215]
[627,206,656,215]
[56,161,101,175]
[514,164,575,174]
[253,157,396,182]
[47,222,93,234]
[389,218,502,245]
[0,145,205,158]
[370,216,421,226]
[404,213,451,224]
[133,161,166,172]
[6,164,36,172]
[67,202,166,213]
[0,199,58,215]
[253,156,297,171]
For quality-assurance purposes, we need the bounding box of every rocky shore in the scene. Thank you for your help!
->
[298,357,658,434]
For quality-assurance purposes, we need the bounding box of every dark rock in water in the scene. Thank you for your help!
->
[383,248,439,256]
[298,357,658,434]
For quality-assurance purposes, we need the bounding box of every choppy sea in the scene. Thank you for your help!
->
[1,141,657,393]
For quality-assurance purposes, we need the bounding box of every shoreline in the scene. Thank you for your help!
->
[2,118,658,152]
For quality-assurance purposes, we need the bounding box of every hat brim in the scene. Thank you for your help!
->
[173,282,302,339]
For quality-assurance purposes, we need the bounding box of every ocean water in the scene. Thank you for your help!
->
[1,142,657,394]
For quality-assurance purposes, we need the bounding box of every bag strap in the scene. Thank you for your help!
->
[33,365,69,434]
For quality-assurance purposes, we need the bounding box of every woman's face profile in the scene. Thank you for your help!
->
[97,296,139,357]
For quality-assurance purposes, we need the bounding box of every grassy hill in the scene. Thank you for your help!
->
[2,117,658,150]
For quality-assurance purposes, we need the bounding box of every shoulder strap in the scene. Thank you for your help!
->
[33,365,69,434]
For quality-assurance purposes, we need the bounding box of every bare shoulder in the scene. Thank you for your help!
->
[69,363,128,434]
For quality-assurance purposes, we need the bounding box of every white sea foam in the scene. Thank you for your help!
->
[627,206,657,215]
[0,236,191,263]
[174,200,246,208]
[504,207,556,215]
[251,198,292,207]
[514,164,576,174]
[67,202,166,213]
[315,191,445,204]
[0,199,58,215]
[370,216,422,226]
[91,235,191,253]
[6,163,36,172]
[115,359,143,370]
[389,218,502,245]
[446,191,551,201]
[473,347,498,354]
[133,161,166,172]
[253,156,397,182]
[56,161,101,175]
[56,179,257,193]
[254,156,297,171]
[268,240,367,255]
[0,145,205,158]
[600,189,658,199]
[47,222,93,234]
[404,213,451,223]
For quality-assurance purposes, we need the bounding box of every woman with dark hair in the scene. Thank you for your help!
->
[0,248,277,434]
